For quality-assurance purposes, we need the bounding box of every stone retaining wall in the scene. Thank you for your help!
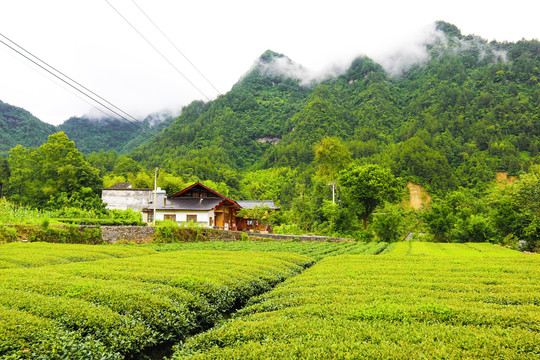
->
[5,225,354,244]
[100,226,354,243]
[101,226,155,243]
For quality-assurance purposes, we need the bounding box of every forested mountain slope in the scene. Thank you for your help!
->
[130,22,540,194]
[0,100,56,156]
[57,113,175,154]
[0,101,175,155]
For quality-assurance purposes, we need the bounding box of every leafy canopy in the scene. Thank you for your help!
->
[338,164,402,229]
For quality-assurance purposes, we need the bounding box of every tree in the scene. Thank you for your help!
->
[7,132,103,209]
[0,159,10,198]
[314,137,352,182]
[236,206,276,229]
[338,164,402,230]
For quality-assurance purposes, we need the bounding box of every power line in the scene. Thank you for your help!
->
[2,33,144,128]
[105,0,212,101]
[130,0,222,95]
[0,42,118,121]
[0,33,158,138]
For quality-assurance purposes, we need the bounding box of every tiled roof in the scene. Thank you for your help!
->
[236,200,280,210]
[156,198,227,211]
[107,182,132,189]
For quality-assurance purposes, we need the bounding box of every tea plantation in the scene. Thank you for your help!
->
[0,241,538,359]
[172,242,539,359]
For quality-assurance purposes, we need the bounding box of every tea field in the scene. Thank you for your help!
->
[172,242,539,359]
[147,239,390,260]
[0,241,538,359]
[0,242,155,269]
[0,244,313,359]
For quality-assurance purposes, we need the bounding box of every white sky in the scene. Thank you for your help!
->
[0,0,539,125]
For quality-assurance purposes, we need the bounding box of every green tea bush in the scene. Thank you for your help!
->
[173,245,539,359]
[147,240,387,260]
[0,242,156,269]
[0,247,313,359]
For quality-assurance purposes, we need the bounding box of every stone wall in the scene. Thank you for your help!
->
[101,226,155,244]
[99,226,354,243]
[5,225,353,244]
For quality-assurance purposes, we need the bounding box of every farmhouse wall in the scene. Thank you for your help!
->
[101,189,154,211]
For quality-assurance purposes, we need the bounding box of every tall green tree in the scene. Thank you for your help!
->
[7,132,103,209]
[314,137,352,182]
[0,159,10,198]
[338,164,402,229]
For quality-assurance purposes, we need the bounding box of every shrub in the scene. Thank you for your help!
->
[56,218,146,226]
[450,214,495,243]
[154,221,205,243]
[0,225,17,243]
[26,226,104,244]
[373,205,406,242]
[353,229,375,242]
[273,223,306,235]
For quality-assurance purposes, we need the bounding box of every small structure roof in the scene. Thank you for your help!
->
[171,182,222,197]
[236,200,280,210]
[107,182,132,189]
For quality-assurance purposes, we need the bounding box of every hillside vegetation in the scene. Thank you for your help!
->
[131,22,540,195]
[0,102,174,156]
[1,22,540,250]
[0,100,56,156]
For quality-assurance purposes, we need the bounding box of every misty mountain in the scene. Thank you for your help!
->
[0,100,56,156]
[0,102,175,156]
[57,113,175,154]
[130,21,540,193]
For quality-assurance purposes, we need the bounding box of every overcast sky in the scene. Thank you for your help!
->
[0,0,539,125]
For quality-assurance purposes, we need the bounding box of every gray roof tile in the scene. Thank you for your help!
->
[156,198,225,211]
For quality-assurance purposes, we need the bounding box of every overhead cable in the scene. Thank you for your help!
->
[0,33,158,137]
[1,42,120,121]
[105,0,212,101]
[130,0,222,95]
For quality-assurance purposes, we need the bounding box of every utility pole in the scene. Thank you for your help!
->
[327,182,336,204]
[153,167,158,226]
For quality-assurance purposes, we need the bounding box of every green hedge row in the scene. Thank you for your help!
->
[0,249,314,359]
[56,218,147,226]
[0,225,104,245]
[172,248,539,359]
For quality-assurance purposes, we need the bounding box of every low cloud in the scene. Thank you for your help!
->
[371,23,509,77]
[253,54,349,87]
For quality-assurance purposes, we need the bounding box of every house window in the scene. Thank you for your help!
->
[148,214,154,222]
[164,214,176,222]
[209,217,213,226]
[186,215,197,223]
